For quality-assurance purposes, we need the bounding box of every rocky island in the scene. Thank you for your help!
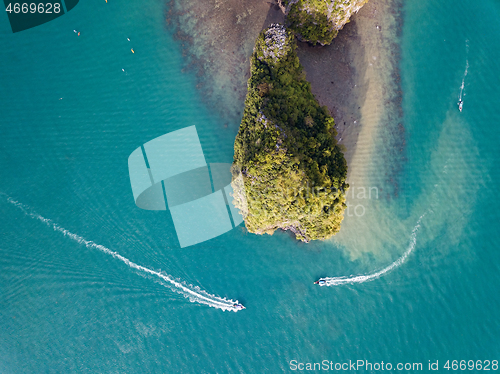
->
[280,0,369,45]
[232,24,348,242]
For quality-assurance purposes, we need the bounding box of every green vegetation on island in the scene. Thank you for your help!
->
[287,0,337,45]
[232,24,348,242]
[281,0,370,45]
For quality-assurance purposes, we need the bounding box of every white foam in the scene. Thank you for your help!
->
[3,195,243,312]
[318,214,425,286]
[459,39,469,102]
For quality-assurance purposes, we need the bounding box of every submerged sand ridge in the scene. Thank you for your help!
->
[166,0,285,125]
[297,0,404,196]
[306,0,407,258]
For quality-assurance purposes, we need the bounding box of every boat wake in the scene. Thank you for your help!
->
[459,39,469,103]
[2,195,243,312]
[317,214,425,286]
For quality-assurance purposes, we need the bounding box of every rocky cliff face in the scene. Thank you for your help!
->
[254,24,294,64]
[280,0,370,45]
[277,0,299,14]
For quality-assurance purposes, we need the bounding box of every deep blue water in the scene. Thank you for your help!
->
[1,0,499,373]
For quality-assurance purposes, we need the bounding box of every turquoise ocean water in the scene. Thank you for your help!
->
[1,0,499,372]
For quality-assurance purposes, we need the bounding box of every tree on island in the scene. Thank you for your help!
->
[280,0,370,46]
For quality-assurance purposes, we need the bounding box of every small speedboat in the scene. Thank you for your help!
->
[458,100,463,112]
[314,279,327,286]
[233,303,245,310]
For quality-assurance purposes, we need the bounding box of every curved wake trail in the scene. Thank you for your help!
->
[3,195,242,312]
[459,39,469,102]
[318,214,425,286]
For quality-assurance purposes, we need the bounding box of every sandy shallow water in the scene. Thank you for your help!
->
[167,0,285,125]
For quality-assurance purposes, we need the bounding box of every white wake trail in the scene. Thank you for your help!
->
[318,214,425,286]
[3,195,242,312]
[459,39,469,102]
